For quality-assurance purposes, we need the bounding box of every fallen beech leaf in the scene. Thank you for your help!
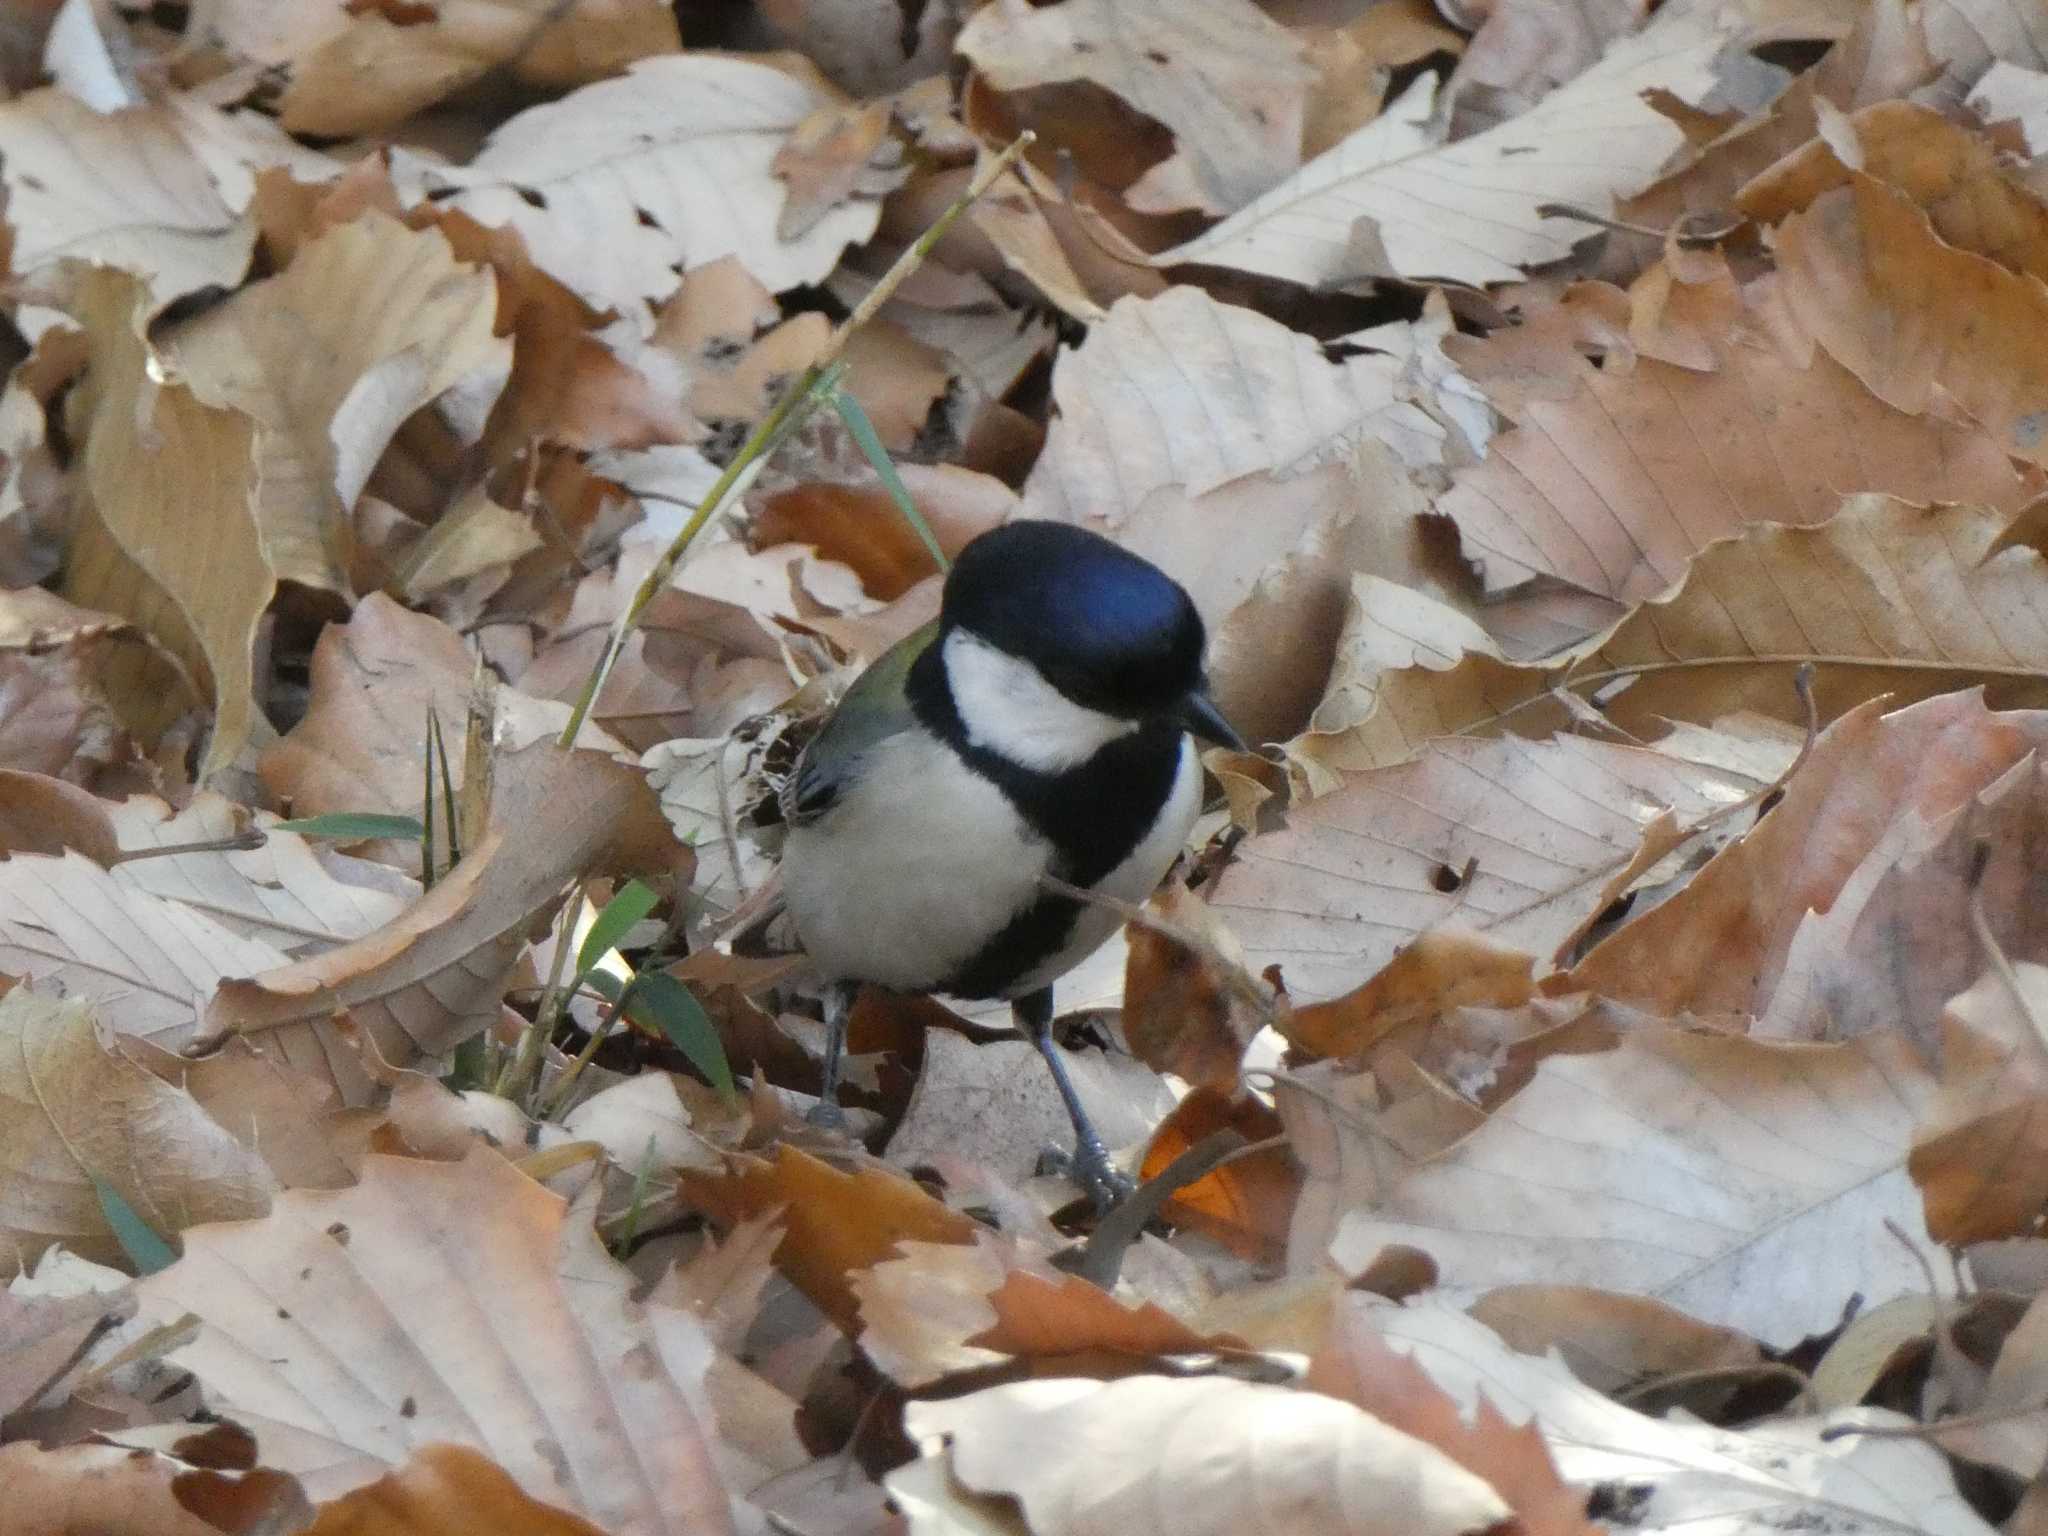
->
[678,1145,976,1335]
[0,1442,308,1536]
[1573,691,2048,1023]
[897,1374,1513,1536]
[261,595,610,868]
[1355,1298,1997,1536]
[1438,259,2030,600]
[1156,2,1731,286]
[204,738,684,1077]
[1739,102,2048,282]
[107,793,415,957]
[1138,1085,1298,1262]
[281,0,680,137]
[394,56,884,320]
[1331,1028,1940,1344]
[0,90,255,313]
[137,1149,734,1529]
[752,466,1015,601]
[1021,287,1442,525]
[0,990,274,1278]
[1219,727,1788,1003]
[0,590,199,782]
[1297,496,2048,781]
[60,266,270,781]
[1281,931,1538,1060]
[305,1443,609,1536]
[0,850,289,1051]
[1309,1299,1595,1536]
[1121,886,1267,1087]
[0,1284,133,1418]
[1912,963,2048,1243]
[959,0,1312,213]
[853,1232,1223,1387]
[1465,1285,1764,1396]
[1776,175,2048,467]
[167,212,508,595]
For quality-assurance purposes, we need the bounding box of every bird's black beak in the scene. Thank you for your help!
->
[1178,689,1247,752]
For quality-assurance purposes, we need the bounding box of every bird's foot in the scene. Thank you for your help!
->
[804,1097,849,1132]
[1036,1137,1135,1213]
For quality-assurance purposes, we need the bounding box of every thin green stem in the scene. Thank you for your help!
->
[495,877,585,1101]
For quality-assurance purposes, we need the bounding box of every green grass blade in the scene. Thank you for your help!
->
[272,812,427,841]
[577,879,660,977]
[93,1179,175,1274]
[829,386,949,572]
[629,972,734,1101]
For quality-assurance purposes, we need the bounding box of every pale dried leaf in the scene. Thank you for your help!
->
[394,56,884,321]
[136,1149,735,1531]
[0,990,275,1277]
[0,91,255,313]
[1358,1297,1998,1536]
[1330,1028,1939,1344]
[61,267,270,781]
[167,212,509,595]
[1156,3,1730,286]
[0,849,288,1051]
[898,1374,1513,1536]
[1020,287,1443,525]
[0,1441,308,1536]
[1214,729,1790,1001]
[958,0,1312,212]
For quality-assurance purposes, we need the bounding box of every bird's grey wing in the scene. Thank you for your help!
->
[782,621,937,826]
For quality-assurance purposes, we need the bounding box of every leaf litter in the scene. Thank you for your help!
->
[5,1,2048,1533]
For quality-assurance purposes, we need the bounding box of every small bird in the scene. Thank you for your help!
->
[777,520,1244,1209]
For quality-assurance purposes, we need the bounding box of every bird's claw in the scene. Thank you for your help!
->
[804,1098,849,1132]
[1036,1138,1134,1213]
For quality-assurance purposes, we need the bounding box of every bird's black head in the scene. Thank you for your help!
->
[941,520,1214,724]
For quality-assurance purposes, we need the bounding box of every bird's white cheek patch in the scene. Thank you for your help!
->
[942,629,1137,773]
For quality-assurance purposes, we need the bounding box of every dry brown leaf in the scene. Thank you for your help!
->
[60,266,270,781]
[754,0,960,97]
[0,90,255,314]
[1757,750,2048,1052]
[1437,258,2031,600]
[894,1374,1513,1536]
[260,594,606,866]
[1329,1027,1938,1344]
[752,466,1015,602]
[1455,0,1649,124]
[1156,1,1731,286]
[203,738,683,1075]
[1300,0,1466,159]
[1121,886,1267,1088]
[0,592,191,782]
[1020,287,1442,525]
[1296,496,2048,782]
[772,98,907,241]
[0,849,289,1051]
[0,989,274,1277]
[958,0,1312,214]
[1739,101,2048,282]
[853,1231,1225,1387]
[304,1443,610,1536]
[1571,691,2048,1024]
[677,1145,977,1335]
[167,212,508,596]
[280,0,680,137]
[0,1442,307,1536]
[1342,1297,1996,1536]
[393,55,885,320]
[1465,1285,1764,1397]
[135,1149,735,1530]
[1775,174,2048,466]
[0,1283,133,1419]
[1279,930,1540,1062]
[1308,1301,1596,1536]
[107,793,415,957]
[1216,727,1791,1002]
[1911,962,2048,1244]
[1137,1085,1299,1262]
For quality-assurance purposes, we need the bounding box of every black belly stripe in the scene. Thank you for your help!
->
[907,636,1183,998]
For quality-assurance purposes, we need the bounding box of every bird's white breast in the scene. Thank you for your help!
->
[782,727,1050,993]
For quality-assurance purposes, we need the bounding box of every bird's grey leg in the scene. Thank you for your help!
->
[805,980,858,1129]
[1018,986,1134,1212]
